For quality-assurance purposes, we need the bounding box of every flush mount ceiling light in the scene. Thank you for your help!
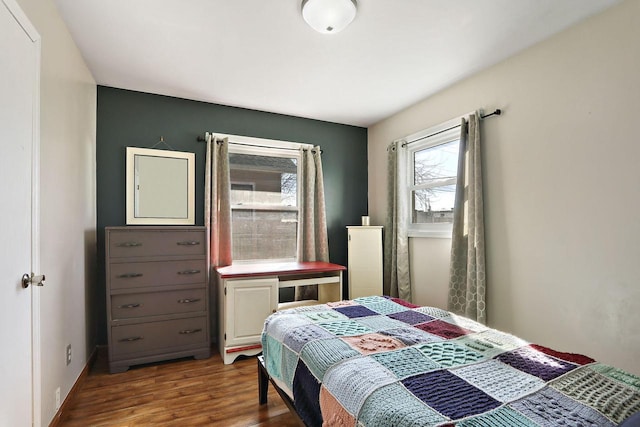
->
[301,0,357,34]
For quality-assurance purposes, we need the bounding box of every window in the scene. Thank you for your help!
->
[405,117,462,237]
[229,142,302,262]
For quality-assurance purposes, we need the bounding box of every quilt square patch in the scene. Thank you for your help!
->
[333,305,379,319]
[354,296,389,305]
[590,363,640,391]
[303,310,347,323]
[380,327,443,346]
[452,359,545,402]
[455,334,515,359]
[358,382,446,426]
[355,315,406,332]
[530,344,595,366]
[415,319,473,339]
[318,320,373,337]
[323,356,397,417]
[264,312,313,341]
[300,338,360,380]
[355,296,409,315]
[387,297,420,308]
[402,370,501,420]
[264,335,283,380]
[510,387,616,427]
[550,366,640,424]
[293,360,323,427]
[413,306,451,318]
[320,386,357,426]
[497,346,578,381]
[342,333,405,355]
[326,300,357,308]
[387,309,434,325]
[416,341,485,368]
[474,329,528,352]
[441,314,488,333]
[283,324,335,353]
[456,406,539,427]
[371,347,440,379]
[281,345,299,389]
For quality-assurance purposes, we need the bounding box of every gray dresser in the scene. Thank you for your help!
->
[105,226,210,373]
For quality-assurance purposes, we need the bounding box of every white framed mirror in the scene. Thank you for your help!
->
[126,147,195,225]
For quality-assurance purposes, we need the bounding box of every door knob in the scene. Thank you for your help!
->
[22,273,45,288]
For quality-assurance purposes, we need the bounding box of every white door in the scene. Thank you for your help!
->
[348,227,383,299]
[0,0,41,425]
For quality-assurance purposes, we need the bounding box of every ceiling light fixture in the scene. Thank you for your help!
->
[301,0,357,34]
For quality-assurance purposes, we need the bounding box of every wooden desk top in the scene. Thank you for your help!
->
[216,261,346,279]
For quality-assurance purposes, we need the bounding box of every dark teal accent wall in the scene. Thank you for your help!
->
[96,86,368,344]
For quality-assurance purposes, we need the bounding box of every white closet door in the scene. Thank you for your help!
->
[0,1,40,425]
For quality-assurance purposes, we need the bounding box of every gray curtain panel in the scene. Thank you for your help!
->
[448,114,487,323]
[205,135,232,339]
[205,135,232,268]
[383,140,412,301]
[296,147,329,300]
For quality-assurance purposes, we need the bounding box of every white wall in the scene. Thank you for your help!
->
[15,0,97,424]
[369,0,640,375]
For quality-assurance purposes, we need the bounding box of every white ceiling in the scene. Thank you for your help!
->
[54,0,620,127]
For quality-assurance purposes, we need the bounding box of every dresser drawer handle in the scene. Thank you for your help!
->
[118,303,141,309]
[118,241,143,247]
[118,273,143,279]
[177,269,201,275]
[119,336,143,342]
[177,241,200,246]
[177,298,201,304]
[178,328,202,335]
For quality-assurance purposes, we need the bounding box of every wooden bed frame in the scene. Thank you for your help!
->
[258,355,306,426]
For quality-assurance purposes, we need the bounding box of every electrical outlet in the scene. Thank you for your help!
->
[66,344,72,366]
[55,387,61,411]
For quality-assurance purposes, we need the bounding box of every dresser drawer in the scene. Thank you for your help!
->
[109,259,206,290]
[111,288,206,320]
[110,316,208,358]
[108,230,205,258]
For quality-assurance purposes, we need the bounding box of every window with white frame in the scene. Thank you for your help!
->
[405,117,462,237]
[228,142,301,262]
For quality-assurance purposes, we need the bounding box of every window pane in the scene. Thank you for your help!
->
[412,185,456,224]
[229,152,299,262]
[232,209,298,261]
[229,153,297,207]
[414,140,460,185]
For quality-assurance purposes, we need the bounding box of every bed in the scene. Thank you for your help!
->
[259,295,640,426]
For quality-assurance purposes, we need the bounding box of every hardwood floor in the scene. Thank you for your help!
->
[59,348,301,426]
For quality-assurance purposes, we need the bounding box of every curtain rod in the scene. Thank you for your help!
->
[401,109,502,148]
[196,135,321,154]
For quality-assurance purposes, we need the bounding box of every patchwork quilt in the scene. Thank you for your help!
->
[261,296,640,427]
